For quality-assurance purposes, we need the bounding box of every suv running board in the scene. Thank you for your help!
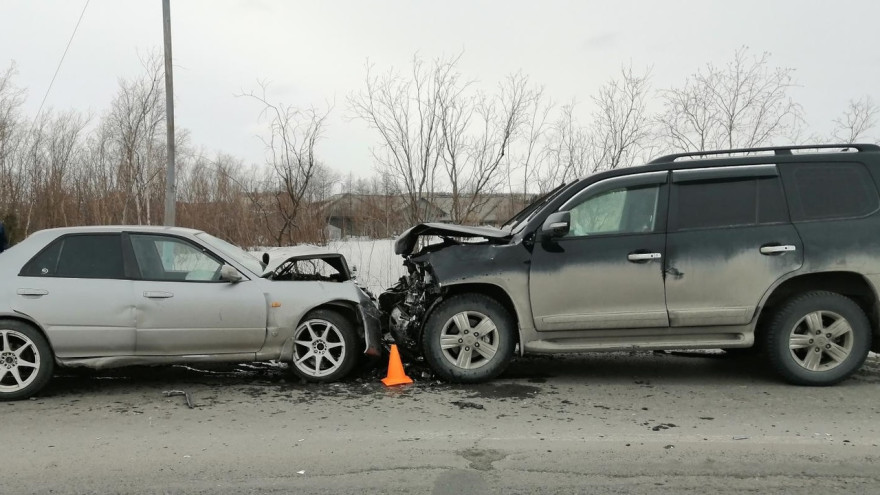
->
[523,332,753,354]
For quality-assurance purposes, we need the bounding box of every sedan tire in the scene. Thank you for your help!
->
[422,294,516,383]
[0,320,54,401]
[290,310,358,382]
[764,291,871,386]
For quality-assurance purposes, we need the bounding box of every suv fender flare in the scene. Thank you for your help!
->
[755,271,880,347]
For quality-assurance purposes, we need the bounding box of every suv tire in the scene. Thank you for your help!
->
[764,291,871,386]
[423,294,516,383]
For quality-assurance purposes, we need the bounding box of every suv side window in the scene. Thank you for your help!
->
[565,185,660,237]
[670,176,789,231]
[130,234,223,282]
[779,162,880,221]
[20,234,124,279]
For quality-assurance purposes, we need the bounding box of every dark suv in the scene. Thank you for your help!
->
[381,144,880,386]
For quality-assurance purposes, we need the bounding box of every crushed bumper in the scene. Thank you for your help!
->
[358,290,384,357]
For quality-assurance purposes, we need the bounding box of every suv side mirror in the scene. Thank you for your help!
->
[541,211,571,238]
[219,264,243,283]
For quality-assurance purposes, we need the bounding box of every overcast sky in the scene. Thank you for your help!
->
[2,0,879,176]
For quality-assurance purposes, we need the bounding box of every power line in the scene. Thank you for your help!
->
[32,0,90,125]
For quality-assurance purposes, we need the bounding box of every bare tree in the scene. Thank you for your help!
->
[240,82,332,245]
[589,65,653,171]
[105,52,167,225]
[351,55,551,225]
[0,63,27,240]
[1,55,343,247]
[832,96,878,144]
[349,54,461,224]
[504,83,551,197]
[439,73,543,223]
[657,47,803,153]
[539,100,589,189]
[0,63,24,151]
[177,153,244,243]
[302,162,339,243]
[27,111,89,230]
[78,122,118,224]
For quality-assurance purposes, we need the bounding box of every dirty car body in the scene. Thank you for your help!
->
[0,226,381,400]
[382,144,880,387]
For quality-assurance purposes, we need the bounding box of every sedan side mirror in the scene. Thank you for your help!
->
[219,264,243,283]
[541,211,571,238]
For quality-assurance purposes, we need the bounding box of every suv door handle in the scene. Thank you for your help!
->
[143,291,174,299]
[627,252,662,262]
[760,244,797,255]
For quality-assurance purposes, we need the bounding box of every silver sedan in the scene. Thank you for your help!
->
[0,226,382,400]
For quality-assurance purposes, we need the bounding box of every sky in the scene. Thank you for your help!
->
[1,0,879,177]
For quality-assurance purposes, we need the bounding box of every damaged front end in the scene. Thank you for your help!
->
[378,259,442,355]
[379,222,515,355]
[263,248,383,357]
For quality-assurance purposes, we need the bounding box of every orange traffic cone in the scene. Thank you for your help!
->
[381,344,413,386]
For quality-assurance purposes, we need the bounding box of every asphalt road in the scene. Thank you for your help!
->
[3,351,880,494]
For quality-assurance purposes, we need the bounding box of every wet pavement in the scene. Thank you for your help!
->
[3,351,880,493]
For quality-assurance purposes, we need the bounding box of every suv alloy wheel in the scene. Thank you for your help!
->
[765,291,871,386]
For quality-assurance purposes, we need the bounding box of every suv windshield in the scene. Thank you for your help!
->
[502,182,571,233]
[195,232,264,275]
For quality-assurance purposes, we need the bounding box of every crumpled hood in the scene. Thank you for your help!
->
[394,222,512,255]
[261,246,350,279]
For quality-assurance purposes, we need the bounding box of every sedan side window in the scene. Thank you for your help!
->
[21,234,124,279]
[565,185,660,237]
[130,235,224,282]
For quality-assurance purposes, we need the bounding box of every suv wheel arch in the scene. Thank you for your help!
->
[756,271,879,351]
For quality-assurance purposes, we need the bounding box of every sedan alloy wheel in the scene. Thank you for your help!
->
[289,310,358,382]
[0,329,41,393]
[0,321,54,401]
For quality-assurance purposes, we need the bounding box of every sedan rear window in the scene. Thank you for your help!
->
[21,234,124,279]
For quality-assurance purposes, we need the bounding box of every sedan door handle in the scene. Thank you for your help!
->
[760,244,797,255]
[143,291,174,299]
[17,288,49,296]
[627,252,662,262]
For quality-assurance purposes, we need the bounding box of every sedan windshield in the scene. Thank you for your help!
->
[195,233,264,275]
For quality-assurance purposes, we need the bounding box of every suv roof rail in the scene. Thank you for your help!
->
[648,143,880,164]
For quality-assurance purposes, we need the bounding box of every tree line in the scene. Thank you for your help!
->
[1,47,876,247]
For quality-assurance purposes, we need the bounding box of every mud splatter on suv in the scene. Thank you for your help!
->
[380,144,880,386]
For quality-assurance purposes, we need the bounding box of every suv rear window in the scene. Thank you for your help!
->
[779,163,880,221]
[670,177,788,231]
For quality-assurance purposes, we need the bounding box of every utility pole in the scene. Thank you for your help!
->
[162,0,176,226]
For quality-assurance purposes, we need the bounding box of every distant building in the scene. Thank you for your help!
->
[320,192,534,238]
